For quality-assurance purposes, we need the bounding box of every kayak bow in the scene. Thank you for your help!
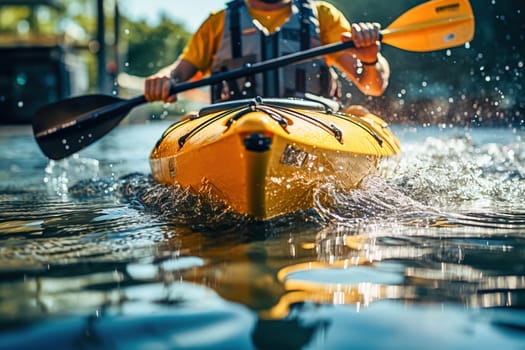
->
[150,97,400,219]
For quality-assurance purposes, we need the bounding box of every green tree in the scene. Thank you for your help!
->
[121,15,191,77]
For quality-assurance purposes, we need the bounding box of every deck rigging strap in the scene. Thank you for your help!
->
[175,98,391,148]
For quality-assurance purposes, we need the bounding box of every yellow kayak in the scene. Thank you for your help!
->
[150,97,400,219]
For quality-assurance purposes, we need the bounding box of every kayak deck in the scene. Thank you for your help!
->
[150,97,400,219]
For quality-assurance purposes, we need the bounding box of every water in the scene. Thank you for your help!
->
[1,122,524,349]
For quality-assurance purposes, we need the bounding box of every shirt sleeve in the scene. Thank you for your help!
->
[179,10,226,74]
[316,1,352,65]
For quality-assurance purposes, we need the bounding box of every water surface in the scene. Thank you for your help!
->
[1,122,524,349]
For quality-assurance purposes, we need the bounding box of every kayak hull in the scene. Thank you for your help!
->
[150,97,400,219]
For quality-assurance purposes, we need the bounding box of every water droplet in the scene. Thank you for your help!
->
[16,73,27,86]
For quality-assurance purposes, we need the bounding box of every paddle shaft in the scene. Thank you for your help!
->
[168,40,359,96]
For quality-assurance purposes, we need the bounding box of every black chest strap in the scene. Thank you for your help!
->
[227,0,242,58]
[298,0,311,50]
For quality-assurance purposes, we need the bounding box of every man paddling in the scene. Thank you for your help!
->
[144,0,390,104]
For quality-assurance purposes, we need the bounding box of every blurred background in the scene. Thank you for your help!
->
[0,0,523,126]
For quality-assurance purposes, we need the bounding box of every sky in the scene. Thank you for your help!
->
[120,0,224,32]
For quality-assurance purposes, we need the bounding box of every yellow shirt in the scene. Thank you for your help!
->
[180,1,351,75]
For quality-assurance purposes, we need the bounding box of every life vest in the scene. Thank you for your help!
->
[210,0,339,102]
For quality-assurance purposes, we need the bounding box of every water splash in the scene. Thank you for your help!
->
[313,176,440,226]
[44,155,101,197]
[391,135,525,208]
[313,133,525,230]
[42,130,525,234]
[68,173,249,229]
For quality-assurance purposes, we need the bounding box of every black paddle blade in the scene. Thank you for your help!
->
[32,94,132,160]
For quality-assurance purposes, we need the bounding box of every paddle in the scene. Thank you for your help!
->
[33,0,474,160]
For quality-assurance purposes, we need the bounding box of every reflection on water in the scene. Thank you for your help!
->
[1,124,525,349]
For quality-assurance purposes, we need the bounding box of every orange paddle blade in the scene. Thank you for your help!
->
[381,0,475,52]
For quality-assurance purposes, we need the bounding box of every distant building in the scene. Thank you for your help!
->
[0,0,89,124]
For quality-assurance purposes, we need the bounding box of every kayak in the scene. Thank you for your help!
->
[150,96,400,219]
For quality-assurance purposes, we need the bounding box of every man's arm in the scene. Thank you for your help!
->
[317,2,390,96]
[335,23,390,96]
